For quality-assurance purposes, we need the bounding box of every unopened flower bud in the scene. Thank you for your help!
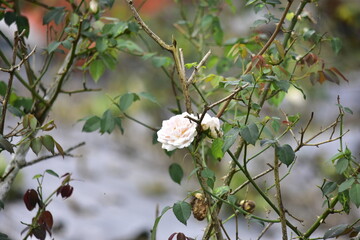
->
[89,0,99,14]
[239,199,256,213]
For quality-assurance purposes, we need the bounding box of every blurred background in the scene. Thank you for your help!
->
[0,0,359,239]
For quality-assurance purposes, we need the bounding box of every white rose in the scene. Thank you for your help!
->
[157,112,198,151]
[201,113,222,138]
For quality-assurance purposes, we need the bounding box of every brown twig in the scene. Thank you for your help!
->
[60,88,102,94]
[219,220,231,240]
[126,0,172,51]
[21,142,85,168]
[230,166,274,195]
[217,0,295,118]
[294,118,347,152]
[188,50,212,83]
[256,223,274,240]
[209,83,249,110]
[0,31,36,135]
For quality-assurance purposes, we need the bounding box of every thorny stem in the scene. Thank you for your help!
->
[302,196,339,239]
[20,142,85,168]
[227,150,303,237]
[231,166,274,195]
[274,151,288,240]
[192,154,224,240]
[123,112,158,132]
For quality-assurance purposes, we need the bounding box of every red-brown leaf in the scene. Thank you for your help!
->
[177,233,186,240]
[329,67,349,82]
[324,69,340,84]
[23,189,39,211]
[38,210,53,232]
[318,71,326,84]
[60,184,74,199]
[168,233,177,240]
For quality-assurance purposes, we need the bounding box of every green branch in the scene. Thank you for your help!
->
[227,150,303,237]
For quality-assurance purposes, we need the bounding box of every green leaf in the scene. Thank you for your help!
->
[246,0,259,6]
[273,80,290,92]
[41,135,55,154]
[96,37,108,53]
[344,107,353,115]
[173,201,191,225]
[45,169,59,178]
[331,37,342,55]
[271,117,280,132]
[338,191,350,214]
[222,127,240,152]
[212,16,223,45]
[47,41,61,53]
[184,62,198,69]
[276,144,295,167]
[329,152,344,163]
[335,158,348,174]
[338,178,355,193]
[8,106,23,118]
[89,59,106,82]
[16,15,30,37]
[61,38,73,49]
[119,93,139,112]
[240,123,259,145]
[211,138,224,160]
[4,11,16,26]
[110,21,128,36]
[0,135,14,153]
[349,183,360,208]
[200,14,214,31]
[151,56,172,68]
[227,195,237,205]
[322,181,337,196]
[30,138,42,155]
[225,0,236,12]
[100,53,117,70]
[0,200,4,210]
[169,163,183,185]
[117,39,143,54]
[32,174,43,179]
[82,116,101,132]
[100,109,115,134]
[114,117,124,134]
[269,91,285,106]
[303,29,316,41]
[324,224,350,239]
[43,7,66,25]
[0,232,11,240]
[201,168,215,179]
[266,0,281,5]
[138,92,159,105]
[213,186,230,196]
